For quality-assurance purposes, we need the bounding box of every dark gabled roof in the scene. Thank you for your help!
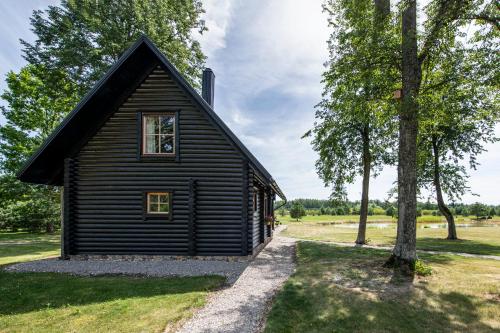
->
[17,35,285,200]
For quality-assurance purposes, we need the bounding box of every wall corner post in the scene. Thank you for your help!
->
[188,178,197,256]
[61,157,73,259]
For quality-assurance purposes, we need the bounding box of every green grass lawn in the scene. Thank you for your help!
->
[278,214,500,224]
[0,232,224,333]
[265,241,500,332]
[0,232,60,265]
[282,221,500,256]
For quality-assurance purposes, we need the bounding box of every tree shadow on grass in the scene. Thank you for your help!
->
[0,271,224,316]
[265,242,498,333]
[0,242,59,258]
[417,237,500,256]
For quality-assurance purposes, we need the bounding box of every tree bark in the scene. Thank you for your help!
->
[45,221,55,234]
[356,125,371,244]
[387,0,420,272]
[432,137,458,240]
[355,0,390,245]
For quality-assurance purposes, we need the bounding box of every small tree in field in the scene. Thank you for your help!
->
[290,202,306,221]
[470,202,489,220]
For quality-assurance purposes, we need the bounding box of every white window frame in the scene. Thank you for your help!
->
[146,192,171,215]
[142,114,176,155]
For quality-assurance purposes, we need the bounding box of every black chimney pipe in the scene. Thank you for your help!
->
[202,68,215,108]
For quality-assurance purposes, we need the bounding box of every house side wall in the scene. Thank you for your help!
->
[71,66,246,256]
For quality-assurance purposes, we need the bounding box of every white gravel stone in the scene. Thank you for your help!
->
[6,257,249,284]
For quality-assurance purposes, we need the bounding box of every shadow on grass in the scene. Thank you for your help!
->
[0,243,60,267]
[265,242,497,333]
[417,237,500,256]
[0,271,224,316]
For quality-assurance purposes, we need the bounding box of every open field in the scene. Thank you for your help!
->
[282,222,500,256]
[265,241,500,333]
[0,232,224,333]
[278,214,500,224]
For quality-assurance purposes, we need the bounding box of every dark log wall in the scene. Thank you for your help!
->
[70,65,247,255]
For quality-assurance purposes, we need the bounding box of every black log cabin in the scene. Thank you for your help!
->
[18,35,286,258]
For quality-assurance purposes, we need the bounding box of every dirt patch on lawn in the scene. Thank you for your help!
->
[320,258,428,300]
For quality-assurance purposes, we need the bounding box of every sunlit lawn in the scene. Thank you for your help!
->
[0,232,224,333]
[278,214,498,224]
[281,219,500,256]
[265,241,500,333]
[0,232,60,266]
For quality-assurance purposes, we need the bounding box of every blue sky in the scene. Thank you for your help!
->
[0,0,498,203]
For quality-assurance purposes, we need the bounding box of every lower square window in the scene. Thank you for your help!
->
[146,192,171,214]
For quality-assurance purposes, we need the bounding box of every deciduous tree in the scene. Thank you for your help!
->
[290,202,306,221]
[309,0,398,244]
[388,0,498,271]
[418,42,499,239]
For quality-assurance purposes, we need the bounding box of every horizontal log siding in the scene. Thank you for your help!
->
[73,66,245,255]
[246,168,256,254]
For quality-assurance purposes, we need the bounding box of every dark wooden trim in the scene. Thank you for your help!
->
[62,157,72,259]
[241,160,249,256]
[188,178,197,256]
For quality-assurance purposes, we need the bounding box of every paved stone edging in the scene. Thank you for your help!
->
[176,233,296,333]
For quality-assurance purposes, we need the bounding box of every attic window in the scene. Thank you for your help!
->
[142,114,175,155]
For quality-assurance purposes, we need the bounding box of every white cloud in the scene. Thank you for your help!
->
[197,0,233,60]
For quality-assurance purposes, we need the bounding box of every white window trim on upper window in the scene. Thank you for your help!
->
[142,114,176,155]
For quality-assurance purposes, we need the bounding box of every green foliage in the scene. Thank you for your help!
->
[417,33,499,203]
[21,0,207,91]
[385,206,396,217]
[413,260,432,276]
[290,202,306,221]
[0,174,60,233]
[0,195,60,233]
[307,0,399,200]
[489,207,496,217]
[0,65,79,174]
[470,202,489,219]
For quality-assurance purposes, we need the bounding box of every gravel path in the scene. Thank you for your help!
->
[6,258,249,284]
[177,235,296,333]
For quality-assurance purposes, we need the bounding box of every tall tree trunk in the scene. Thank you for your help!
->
[356,125,371,244]
[387,0,420,272]
[432,137,457,240]
[355,0,390,245]
[45,221,55,234]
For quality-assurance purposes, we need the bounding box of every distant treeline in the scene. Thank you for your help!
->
[275,199,499,218]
